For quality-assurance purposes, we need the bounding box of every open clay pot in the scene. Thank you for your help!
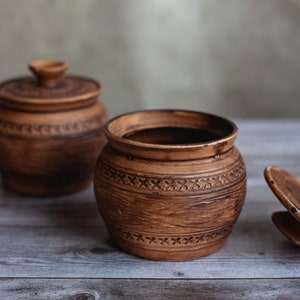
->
[0,60,108,197]
[94,110,247,261]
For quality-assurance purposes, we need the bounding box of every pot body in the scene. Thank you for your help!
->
[0,100,108,196]
[94,110,246,261]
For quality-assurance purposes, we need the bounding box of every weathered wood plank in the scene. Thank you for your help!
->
[235,119,300,136]
[245,157,300,188]
[0,186,102,227]
[1,278,300,300]
[0,184,283,225]
[0,198,299,279]
[236,119,300,157]
[0,183,277,226]
[0,121,299,283]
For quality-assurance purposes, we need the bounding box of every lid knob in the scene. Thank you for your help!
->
[29,60,68,88]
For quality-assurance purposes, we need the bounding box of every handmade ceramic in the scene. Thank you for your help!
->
[0,60,108,196]
[264,166,300,245]
[94,110,247,261]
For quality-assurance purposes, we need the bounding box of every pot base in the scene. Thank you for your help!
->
[110,234,229,261]
[105,223,233,261]
[2,172,92,197]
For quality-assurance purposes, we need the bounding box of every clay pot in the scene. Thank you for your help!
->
[0,60,108,197]
[94,110,247,261]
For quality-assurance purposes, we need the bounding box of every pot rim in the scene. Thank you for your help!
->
[105,109,239,160]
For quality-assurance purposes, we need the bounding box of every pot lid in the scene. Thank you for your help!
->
[265,166,300,246]
[0,60,101,111]
[271,211,300,246]
[264,166,300,223]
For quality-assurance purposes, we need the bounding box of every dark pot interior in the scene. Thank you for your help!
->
[123,127,220,145]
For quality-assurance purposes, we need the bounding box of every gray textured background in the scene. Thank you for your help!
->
[0,0,299,118]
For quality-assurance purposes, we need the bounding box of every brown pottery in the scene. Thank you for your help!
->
[264,166,300,246]
[94,110,247,261]
[0,60,108,196]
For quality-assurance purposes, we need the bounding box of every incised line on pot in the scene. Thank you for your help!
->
[107,224,233,248]
[0,115,105,139]
[96,161,246,192]
[2,77,97,99]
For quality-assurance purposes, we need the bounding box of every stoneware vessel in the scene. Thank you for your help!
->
[0,60,108,197]
[94,110,247,261]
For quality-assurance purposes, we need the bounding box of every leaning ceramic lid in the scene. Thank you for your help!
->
[264,166,300,223]
[0,60,102,112]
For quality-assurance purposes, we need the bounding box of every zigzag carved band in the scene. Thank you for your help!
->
[107,224,233,248]
[96,161,246,192]
[0,115,104,139]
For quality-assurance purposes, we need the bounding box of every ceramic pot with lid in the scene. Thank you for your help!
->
[94,110,247,261]
[0,60,108,197]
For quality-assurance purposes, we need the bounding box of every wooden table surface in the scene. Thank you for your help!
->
[1,120,300,299]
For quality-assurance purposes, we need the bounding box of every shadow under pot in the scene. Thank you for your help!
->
[94,110,247,261]
[0,60,108,197]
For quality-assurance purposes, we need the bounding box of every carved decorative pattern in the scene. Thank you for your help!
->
[0,115,104,138]
[96,161,246,192]
[107,224,233,248]
[0,77,98,99]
